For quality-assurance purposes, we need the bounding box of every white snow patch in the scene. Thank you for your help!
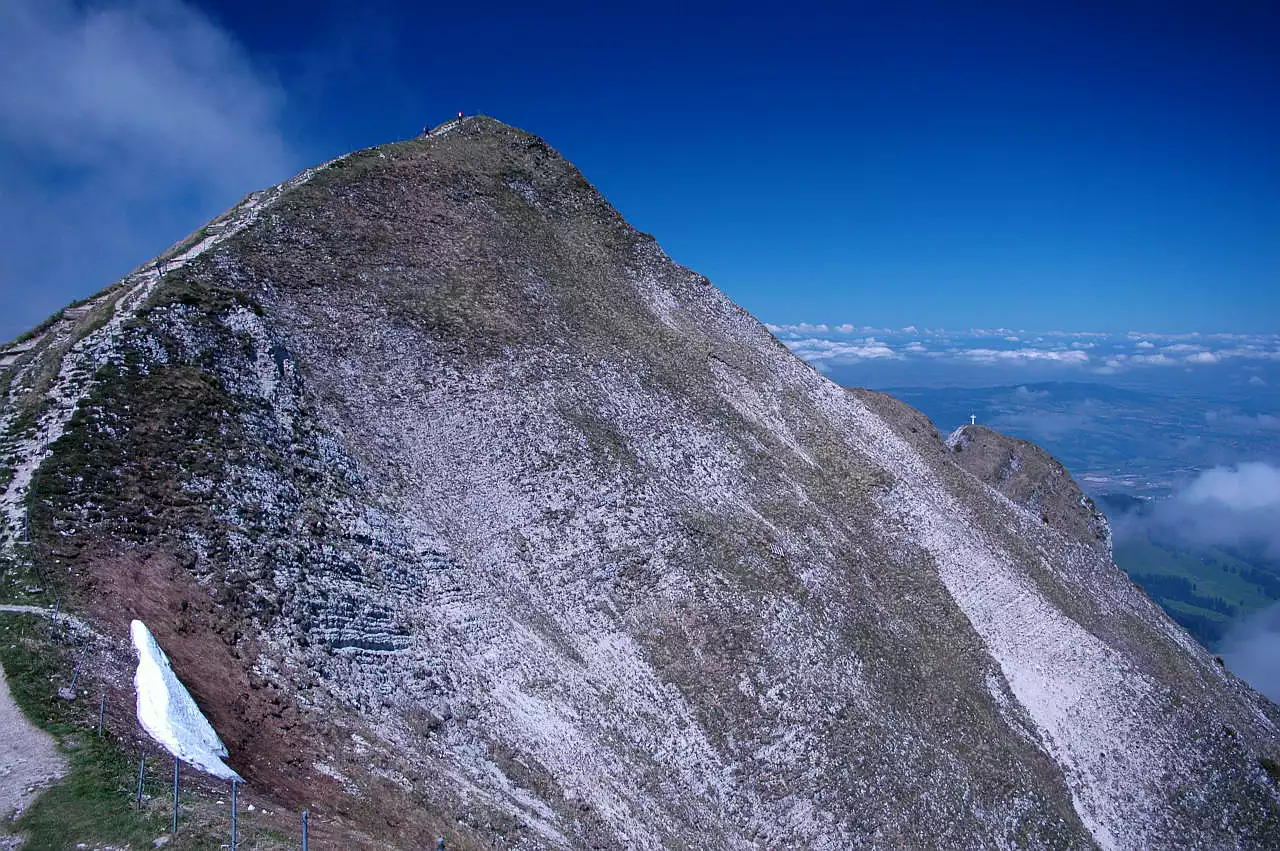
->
[131,620,240,781]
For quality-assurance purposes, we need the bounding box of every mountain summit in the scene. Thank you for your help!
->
[2,117,1278,849]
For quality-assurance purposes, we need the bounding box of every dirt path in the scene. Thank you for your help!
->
[0,604,96,637]
[0,660,65,847]
[0,605,89,846]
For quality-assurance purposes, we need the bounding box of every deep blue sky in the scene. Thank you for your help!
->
[3,0,1278,341]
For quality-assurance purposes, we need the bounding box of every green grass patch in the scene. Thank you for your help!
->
[141,265,264,319]
[1115,537,1273,612]
[1156,599,1232,647]
[26,361,238,558]
[1161,598,1231,623]
[159,226,212,263]
[7,394,52,441]
[1115,536,1279,648]
[3,287,125,439]
[15,735,180,850]
[0,549,57,609]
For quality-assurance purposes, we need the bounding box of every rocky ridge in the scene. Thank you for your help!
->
[0,117,1277,850]
[946,423,1113,554]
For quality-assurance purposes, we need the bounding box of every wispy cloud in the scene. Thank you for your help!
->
[1220,603,1280,704]
[1129,354,1178,366]
[1135,463,1280,557]
[955,348,1089,365]
[1204,410,1280,430]
[0,0,296,341]
[785,337,899,365]
[1106,463,1280,700]
[989,410,1090,440]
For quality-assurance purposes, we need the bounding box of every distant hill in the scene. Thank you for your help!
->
[883,381,1277,499]
[878,384,1280,652]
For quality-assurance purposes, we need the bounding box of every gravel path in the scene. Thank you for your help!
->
[0,660,65,846]
[0,605,84,846]
[0,604,95,637]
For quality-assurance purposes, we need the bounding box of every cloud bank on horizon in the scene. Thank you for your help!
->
[768,323,1280,377]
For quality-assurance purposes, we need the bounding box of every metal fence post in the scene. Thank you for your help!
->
[97,694,105,736]
[136,754,145,809]
[172,758,179,834]
[302,809,309,851]
[231,779,238,850]
[68,644,88,692]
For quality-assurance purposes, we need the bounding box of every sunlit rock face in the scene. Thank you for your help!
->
[3,117,1279,850]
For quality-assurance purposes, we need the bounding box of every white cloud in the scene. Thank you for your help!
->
[1249,375,1267,387]
[957,348,1089,365]
[989,410,1087,439]
[1204,410,1279,430]
[1217,347,1280,361]
[1181,463,1280,511]
[767,323,1280,375]
[766,322,831,338]
[1220,603,1280,704]
[1130,463,1280,560]
[784,337,898,362]
[0,0,295,341]
[0,0,289,184]
[1130,354,1177,366]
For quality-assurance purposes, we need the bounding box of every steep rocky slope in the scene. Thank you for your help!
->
[1,117,1278,849]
